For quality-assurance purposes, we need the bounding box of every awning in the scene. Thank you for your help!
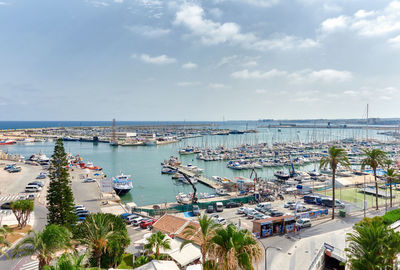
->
[168,243,201,267]
[135,260,180,270]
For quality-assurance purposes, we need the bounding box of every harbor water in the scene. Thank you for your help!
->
[0,125,387,206]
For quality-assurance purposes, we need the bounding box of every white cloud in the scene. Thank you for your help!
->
[209,83,229,89]
[90,1,109,7]
[174,3,318,51]
[343,90,357,96]
[255,89,268,94]
[243,60,258,67]
[293,97,320,102]
[321,1,400,37]
[231,69,287,79]
[232,68,352,83]
[236,0,280,7]
[125,25,170,38]
[132,54,176,64]
[177,81,200,86]
[321,16,348,32]
[182,62,198,69]
[380,95,391,100]
[289,69,352,83]
[388,35,400,48]
[0,2,8,6]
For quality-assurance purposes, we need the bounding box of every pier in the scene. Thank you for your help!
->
[175,166,222,189]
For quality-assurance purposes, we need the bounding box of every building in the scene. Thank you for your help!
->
[252,215,296,238]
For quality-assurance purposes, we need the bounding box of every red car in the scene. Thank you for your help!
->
[140,219,157,229]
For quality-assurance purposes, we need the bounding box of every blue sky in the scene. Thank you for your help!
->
[0,0,399,121]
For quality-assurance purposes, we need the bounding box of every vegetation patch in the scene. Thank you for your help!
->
[117,253,134,269]
[382,208,400,225]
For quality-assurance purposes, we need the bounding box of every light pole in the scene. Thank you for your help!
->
[258,240,281,270]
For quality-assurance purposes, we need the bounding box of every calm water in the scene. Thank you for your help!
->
[0,126,387,206]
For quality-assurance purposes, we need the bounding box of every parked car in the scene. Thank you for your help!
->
[192,205,201,216]
[140,219,157,229]
[25,184,41,192]
[8,167,22,173]
[284,201,296,208]
[27,194,35,200]
[321,198,345,209]
[77,212,90,218]
[125,215,140,224]
[255,203,271,212]
[270,211,284,217]
[243,208,255,216]
[216,217,227,225]
[132,217,145,226]
[226,201,241,208]
[215,202,224,212]
[210,214,219,219]
[247,210,258,219]
[76,210,90,216]
[36,174,46,179]
[206,205,215,213]
[4,164,16,170]
[296,206,311,212]
[253,213,268,220]
[1,202,12,209]
[83,178,96,183]
[77,216,86,222]
[296,218,312,228]
[237,207,247,214]
[28,181,44,187]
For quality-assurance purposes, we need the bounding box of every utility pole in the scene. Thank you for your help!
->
[366,104,369,141]
[364,175,366,218]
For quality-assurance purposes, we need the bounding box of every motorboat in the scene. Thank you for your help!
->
[112,173,133,195]
[176,193,191,204]
[215,188,228,196]
[161,167,177,174]
[274,170,290,180]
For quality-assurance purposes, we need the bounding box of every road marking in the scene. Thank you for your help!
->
[19,260,39,270]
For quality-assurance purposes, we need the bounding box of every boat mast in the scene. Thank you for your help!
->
[112,118,116,144]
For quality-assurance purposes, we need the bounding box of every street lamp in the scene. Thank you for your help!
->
[258,240,281,270]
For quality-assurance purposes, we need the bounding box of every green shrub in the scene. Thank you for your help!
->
[117,253,134,269]
[382,208,400,225]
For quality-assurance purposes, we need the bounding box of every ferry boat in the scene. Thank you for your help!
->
[112,173,133,195]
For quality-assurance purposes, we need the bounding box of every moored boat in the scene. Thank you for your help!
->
[112,173,133,195]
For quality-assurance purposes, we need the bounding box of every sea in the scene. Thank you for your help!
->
[0,121,389,206]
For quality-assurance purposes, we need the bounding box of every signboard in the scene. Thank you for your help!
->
[101,178,113,193]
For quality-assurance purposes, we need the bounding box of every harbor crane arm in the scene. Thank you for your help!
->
[181,172,198,204]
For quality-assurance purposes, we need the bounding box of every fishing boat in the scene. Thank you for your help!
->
[215,188,228,196]
[176,193,190,204]
[112,173,133,195]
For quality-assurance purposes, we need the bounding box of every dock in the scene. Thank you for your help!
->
[175,166,222,189]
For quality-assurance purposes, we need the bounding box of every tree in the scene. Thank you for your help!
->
[320,146,350,219]
[10,200,34,229]
[181,214,221,266]
[385,168,397,208]
[47,138,76,228]
[43,251,86,270]
[144,231,171,259]
[0,225,11,257]
[361,149,387,210]
[345,217,400,270]
[133,255,149,268]
[209,224,263,270]
[74,213,130,268]
[12,225,72,270]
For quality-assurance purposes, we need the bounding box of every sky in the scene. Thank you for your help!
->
[0,0,400,121]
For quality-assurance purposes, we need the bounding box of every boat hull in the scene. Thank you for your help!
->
[113,187,131,195]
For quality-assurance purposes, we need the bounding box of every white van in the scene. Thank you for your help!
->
[215,202,224,212]
[256,202,271,212]
[25,184,41,192]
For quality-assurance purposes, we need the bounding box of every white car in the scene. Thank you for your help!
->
[243,208,255,216]
[247,210,258,219]
[237,207,247,214]
[216,217,227,225]
[83,178,96,183]
[254,214,269,220]
[132,217,145,226]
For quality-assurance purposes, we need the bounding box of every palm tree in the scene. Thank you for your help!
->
[385,168,397,208]
[180,214,221,265]
[0,225,11,258]
[77,214,122,268]
[43,251,86,270]
[345,217,400,269]
[320,146,350,219]
[12,225,72,270]
[133,255,149,268]
[209,224,262,270]
[144,231,171,259]
[361,149,387,210]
